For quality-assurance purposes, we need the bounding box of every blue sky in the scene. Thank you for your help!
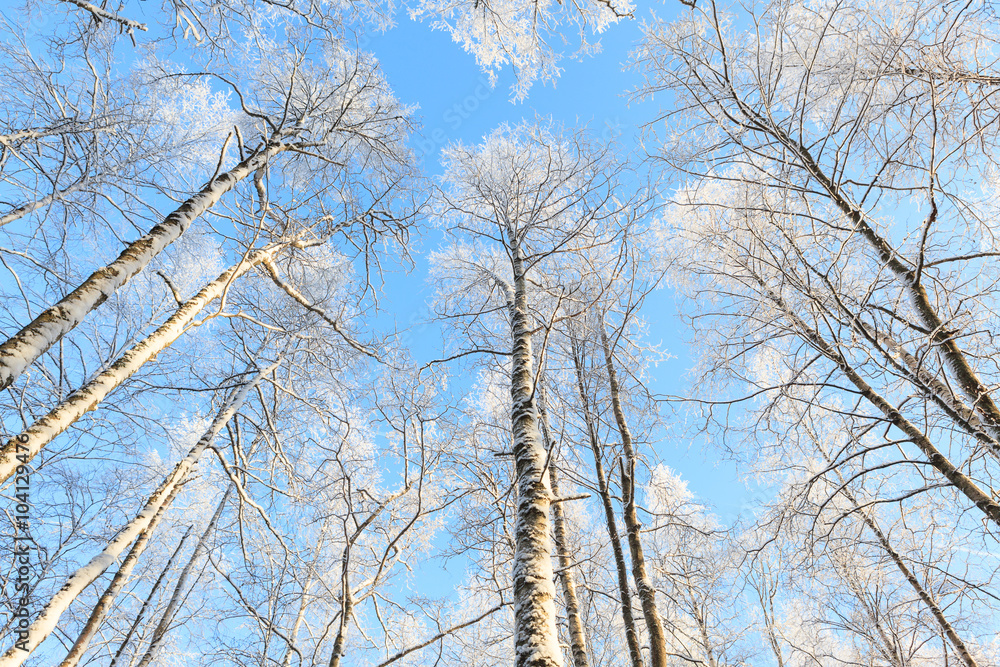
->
[367,12,653,158]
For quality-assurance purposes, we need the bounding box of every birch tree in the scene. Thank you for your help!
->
[0,359,278,666]
[433,120,627,667]
[0,34,414,393]
[636,0,1000,536]
[0,238,318,486]
[564,325,644,667]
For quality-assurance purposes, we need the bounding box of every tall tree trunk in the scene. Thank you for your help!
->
[569,333,644,667]
[280,522,330,667]
[0,141,286,391]
[0,361,278,667]
[57,507,195,667]
[810,430,982,667]
[507,240,562,667]
[327,581,353,667]
[599,322,668,667]
[748,265,1000,527]
[107,527,194,667]
[537,383,590,667]
[0,240,295,485]
[134,487,232,667]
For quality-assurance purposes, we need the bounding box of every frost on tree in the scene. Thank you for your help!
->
[0,37,414,392]
[0,361,277,667]
[0,240,307,486]
[410,0,635,99]
[635,0,1000,658]
[433,121,625,667]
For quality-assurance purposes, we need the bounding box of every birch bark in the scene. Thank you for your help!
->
[0,240,294,486]
[599,323,668,667]
[56,497,193,667]
[0,179,90,228]
[569,333,643,667]
[0,361,277,667]
[134,487,232,667]
[106,527,194,667]
[537,383,590,667]
[0,141,285,391]
[769,126,1000,446]
[508,239,562,667]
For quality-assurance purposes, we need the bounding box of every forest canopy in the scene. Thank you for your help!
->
[0,0,998,666]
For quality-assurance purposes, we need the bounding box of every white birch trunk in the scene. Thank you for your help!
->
[0,241,291,486]
[134,487,231,667]
[507,240,562,667]
[326,581,353,667]
[106,527,194,667]
[0,142,285,391]
[600,322,669,667]
[0,179,89,228]
[536,384,590,667]
[0,361,278,667]
[57,490,189,667]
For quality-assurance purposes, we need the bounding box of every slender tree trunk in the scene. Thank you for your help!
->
[0,361,277,667]
[599,323,668,667]
[761,594,785,667]
[748,266,1000,527]
[0,240,295,486]
[134,487,232,667]
[0,124,108,145]
[860,507,980,667]
[507,239,562,667]
[57,505,195,667]
[327,582,353,667]
[280,522,329,667]
[752,567,785,667]
[740,105,1000,442]
[537,383,590,667]
[693,604,719,667]
[107,528,195,667]
[811,432,982,667]
[569,333,644,667]
[0,141,285,391]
